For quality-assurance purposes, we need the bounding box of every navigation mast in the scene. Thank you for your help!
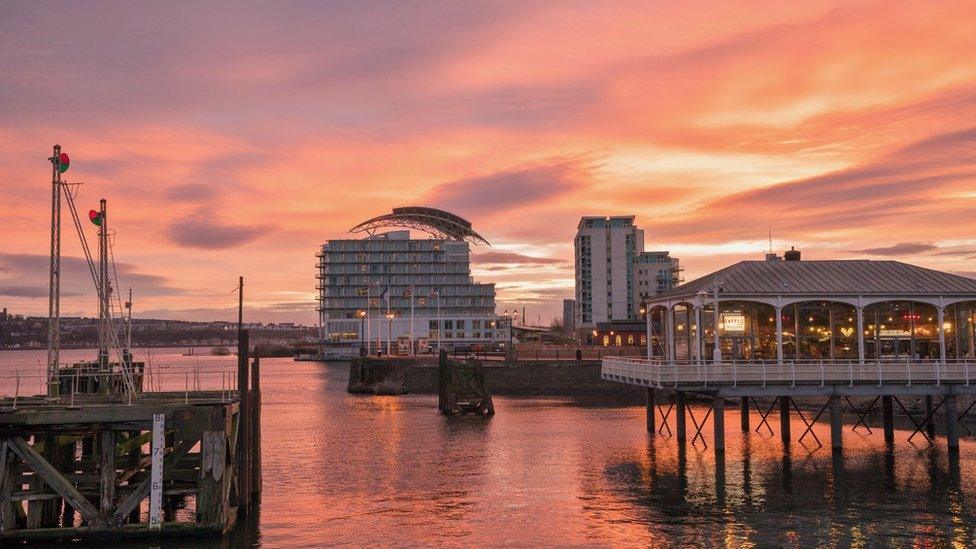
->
[46,145,65,398]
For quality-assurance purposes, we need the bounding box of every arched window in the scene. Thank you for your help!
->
[615,335,622,346]
[602,335,610,346]
[627,335,635,345]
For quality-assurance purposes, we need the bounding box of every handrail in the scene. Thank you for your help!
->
[600,356,976,388]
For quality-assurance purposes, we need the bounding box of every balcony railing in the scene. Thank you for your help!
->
[602,357,974,389]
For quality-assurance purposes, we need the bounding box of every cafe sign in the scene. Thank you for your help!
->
[721,313,746,333]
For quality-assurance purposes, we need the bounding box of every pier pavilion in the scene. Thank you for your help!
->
[603,255,976,454]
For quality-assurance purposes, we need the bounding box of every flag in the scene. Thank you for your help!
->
[403,284,414,298]
[380,286,388,302]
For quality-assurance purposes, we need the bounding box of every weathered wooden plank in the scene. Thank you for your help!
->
[0,441,14,533]
[100,430,116,513]
[7,437,98,524]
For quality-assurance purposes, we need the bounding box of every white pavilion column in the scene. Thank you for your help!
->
[645,307,653,360]
[667,306,676,361]
[938,304,947,363]
[694,305,703,364]
[775,306,784,365]
[856,306,865,365]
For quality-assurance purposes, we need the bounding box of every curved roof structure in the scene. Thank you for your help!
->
[349,206,490,246]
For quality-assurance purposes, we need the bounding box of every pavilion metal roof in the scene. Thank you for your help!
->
[653,260,976,301]
[349,206,490,245]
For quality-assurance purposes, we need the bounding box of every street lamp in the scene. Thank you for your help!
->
[386,312,395,356]
[357,310,366,356]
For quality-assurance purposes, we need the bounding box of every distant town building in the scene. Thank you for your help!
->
[574,216,680,331]
[317,207,499,356]
[562,298,576,332]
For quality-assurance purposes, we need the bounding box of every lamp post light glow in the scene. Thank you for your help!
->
[357,309,366,354]
[386,312,394,356]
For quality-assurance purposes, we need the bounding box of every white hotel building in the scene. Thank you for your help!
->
[316,207,501,356]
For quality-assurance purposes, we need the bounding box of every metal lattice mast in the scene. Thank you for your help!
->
[46,145,63,398]
[98,198,109,370]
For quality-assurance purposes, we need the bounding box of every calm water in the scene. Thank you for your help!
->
[1,348,975,547]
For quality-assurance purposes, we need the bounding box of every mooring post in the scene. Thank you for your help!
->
[249,356,262,500]
[829,396,842,452]
[237,329,250,513]
[740,397,749,432]
[779,396,790,445]
[675,391,687,443]
[925,395,936,438]
[645,388,655,433]
[714,397,725,453]
[882,395,894,444]
[945,394,959,451]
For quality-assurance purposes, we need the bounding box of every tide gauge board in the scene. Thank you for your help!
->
[149,413,165,530]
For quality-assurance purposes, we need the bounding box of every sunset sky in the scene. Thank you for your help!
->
[2,1,975,325]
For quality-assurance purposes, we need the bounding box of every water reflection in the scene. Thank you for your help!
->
[0,351,974,546]
[611,406,975,546]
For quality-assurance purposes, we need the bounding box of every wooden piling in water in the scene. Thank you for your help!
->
[740,397,749,432]
[675,392,686,443]
[236,330,250,514]
[925,395,936,438]
[645,389,655,433]
[714,397,725,453]
[946,395,959,451]
[249,356,262,500]
[881,395,894,444]
[779,396,790,445]
[829,396,842,452]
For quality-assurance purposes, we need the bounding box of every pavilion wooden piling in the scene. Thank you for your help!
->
[675,392,687,442]
[779,396,791,445]
[645,389,655,433]
[882,395,895,444]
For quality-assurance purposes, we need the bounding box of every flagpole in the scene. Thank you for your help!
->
[386,284,391,356]
[410,291,415,356]
[366,279,373,356]
[436,290,441,354]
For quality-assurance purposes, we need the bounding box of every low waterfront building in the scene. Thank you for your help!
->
[593,320,646,347]
[645,252,976,362]
[316,206,501,355]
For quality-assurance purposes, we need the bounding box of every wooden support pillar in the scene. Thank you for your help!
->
[645,388,655,433]
[0,441,14,533]
[250,356,263,500]
[882,395,894,444]
[100,430,116,515]
[829,396,842,452]
[925,395,936,438]
[740,397,749,432]
[779,396,790,445]
[946,395,959,452]
[126,431,140,524]
[236,330,250,514]
[675,392,687,443]
[197,431,227,525]
[714,397,725,453]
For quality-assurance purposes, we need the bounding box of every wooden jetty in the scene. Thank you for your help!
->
[0,333,262,542]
